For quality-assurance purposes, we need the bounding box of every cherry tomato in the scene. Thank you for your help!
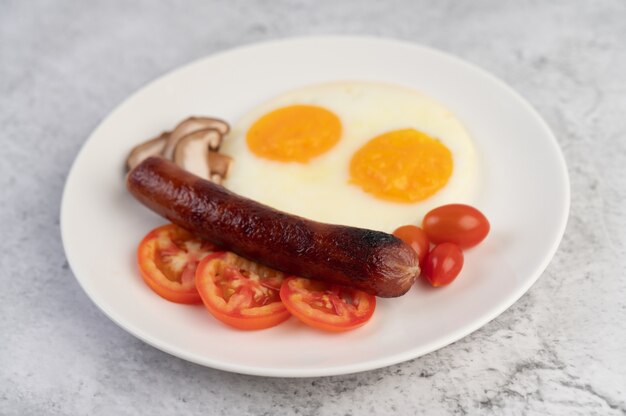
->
[393,225,430,267]
[423,204,490,248]
[195,252,291,330]
[424,243,464,287]
[137,224,217,303]
[279,277,376,332]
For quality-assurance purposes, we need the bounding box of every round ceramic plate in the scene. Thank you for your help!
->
[61,36,569,377]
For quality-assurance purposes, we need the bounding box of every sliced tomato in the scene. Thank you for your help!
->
[137,224,217,304]
[279,277,376,332]
[195,252,290,330]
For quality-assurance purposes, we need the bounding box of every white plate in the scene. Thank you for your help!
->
[61,36,569,377]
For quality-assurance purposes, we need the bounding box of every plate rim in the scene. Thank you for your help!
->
[60,35,570,377]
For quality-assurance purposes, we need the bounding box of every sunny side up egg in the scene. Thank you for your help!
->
[220,81,478,233]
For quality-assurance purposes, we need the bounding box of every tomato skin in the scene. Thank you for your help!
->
[424,243,464,287]
[393,225,430,268]
[137,224,217,304]
[279,277,376,332]
[195,252,291,330]
[138,265,201,304]
[423,204,490,248]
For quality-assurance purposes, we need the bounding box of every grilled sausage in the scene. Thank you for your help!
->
[127,157,419,297]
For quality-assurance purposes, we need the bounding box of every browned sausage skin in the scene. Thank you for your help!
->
[127,157,419,297]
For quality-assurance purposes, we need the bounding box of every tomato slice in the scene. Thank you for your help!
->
[137,224,217,304]
[195,252,291,330]
[279,277,376,332]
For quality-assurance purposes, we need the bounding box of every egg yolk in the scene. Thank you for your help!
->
[247,105,342,163]
[349,129,453,203]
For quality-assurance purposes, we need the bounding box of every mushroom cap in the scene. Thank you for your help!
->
[125,132,168,171]
[162,116,229,159]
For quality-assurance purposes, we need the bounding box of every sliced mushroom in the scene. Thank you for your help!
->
[208,150,233,179]
[173,128,223,181]
[210,174,224,185]
[125,132,168,171]
[162,116,230,159]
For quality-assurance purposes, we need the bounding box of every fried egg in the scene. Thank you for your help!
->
[220,81,478,233]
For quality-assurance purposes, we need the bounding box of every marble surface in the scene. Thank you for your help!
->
[1,1,625,414]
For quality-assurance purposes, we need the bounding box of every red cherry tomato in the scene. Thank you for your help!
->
[424,243,464,287]
[393,225,430,268]
[423,204,490,248]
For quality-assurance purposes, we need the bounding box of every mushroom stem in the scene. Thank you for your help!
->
[173,128,224,181]
[208,151,233,179]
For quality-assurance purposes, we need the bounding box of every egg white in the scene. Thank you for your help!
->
[220,81,478,233]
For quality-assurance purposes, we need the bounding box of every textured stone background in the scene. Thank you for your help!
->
[1,1,625,415]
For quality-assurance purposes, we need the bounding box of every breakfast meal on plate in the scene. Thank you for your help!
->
[125,81,490,332]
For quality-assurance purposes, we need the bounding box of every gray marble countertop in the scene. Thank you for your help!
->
[2,1,625,415]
